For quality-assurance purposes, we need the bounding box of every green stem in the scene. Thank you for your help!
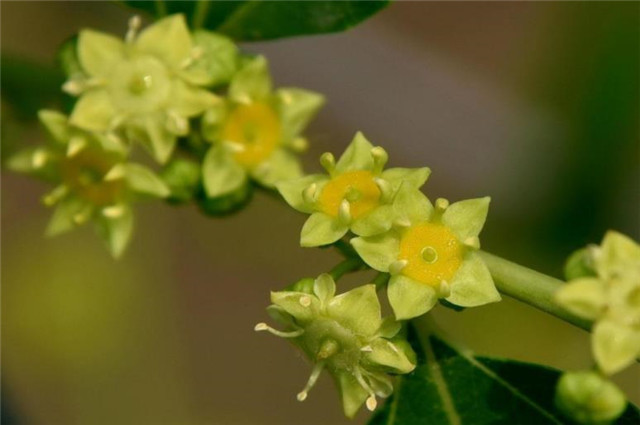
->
[478,251,591,331]
[372,272,389,292]
[329,257,364,281]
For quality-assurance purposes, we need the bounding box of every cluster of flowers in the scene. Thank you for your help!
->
[257,133,502,416]
[9,14,324,256]
[554,232,640,423]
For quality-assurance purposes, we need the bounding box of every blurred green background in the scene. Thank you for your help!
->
[2,2,638,424]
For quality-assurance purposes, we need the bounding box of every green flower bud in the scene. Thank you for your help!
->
[555,370,627,425]
[256,274,416,418]
[277,132,431,247]
[565,247,598,281]
[197,180,253,217]
[160,158,201,204]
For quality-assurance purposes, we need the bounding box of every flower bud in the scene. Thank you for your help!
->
[564,247,597,281]
[160,158,201,204]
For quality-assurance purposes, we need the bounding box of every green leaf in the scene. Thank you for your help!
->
[368,331,640,425]
[121,1,390,41]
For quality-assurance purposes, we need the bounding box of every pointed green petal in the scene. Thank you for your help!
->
[276,88,325,140]
[102,205,134,258]
[77,29,125,77]
[351,205,394,237]
[201,101,229,142]
[327,285,381,336]
[365,339,415,374]
[351,231,400,272]
[202,146,247,198]
[69,89,117,132]
[143,116,177,163]
[276,174,327,214]
[381,167,431,191]
[335,371,369,419]
[335,132,374,173]
[554,278,606,321]
[593,319,640,375]
[377,317,401,339]
[38,110,71,145]
[182,30,238,87]
[229,55,272,103]
[170,80,219,117]
[45,198,87,237]
[446,253,501,307]
[597,231,640,279]
[251,149,302,188]
[300,212,348,247]
[441,197,490,241]
[135,14,192,69]
[388,275,438,320]
[393,183,433,225]
[124,164,170,198]
[270,291,319,323]
[313,273,336,306]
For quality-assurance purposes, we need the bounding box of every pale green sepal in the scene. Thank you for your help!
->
[201,102,229,142]
[592,319,640,375]
[229,55,272,104]
[596,231,640,279]
[202,146,247,198]
[276,174,327,214]
[77,29,125,77]
[365,339,415,374]
[554,278,606,321]
[377,317,401,339]
[170,80,219,117]
[135,14,192,69]
[313,273,336,306]
[184,30,238,87]
[335,132,374,173]
[446,253,501,307]
[388,275,438,320]
[124,164,170,198]
[251,149,302,188]
[38,110,71,144]
[327,284,381,336]
[442,197,491,241]
[69,89,116,132]
[381,167,431,191]
[364,371,394,398]
[300,212,348,247]
[266,305,296,328]
[270,291,319,323]
[144,115,177,164]
[393,184,433,225]
[351,231,400,272]
[103,204,133,258]
[351,205,394,237]
[335,372,369,419]
[45,198,88,237]
[276,88,325,141]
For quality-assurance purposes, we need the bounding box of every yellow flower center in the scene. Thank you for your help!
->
[60,149,124,206]
[109,55,171,113]
[319,170,380,218]
[398,222,463,287]
[221,102,281,168]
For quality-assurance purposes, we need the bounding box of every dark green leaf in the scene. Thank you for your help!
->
[120,0,390,41]
[368,328,640,425]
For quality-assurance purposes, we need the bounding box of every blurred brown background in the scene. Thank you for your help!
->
[2,2,639,424]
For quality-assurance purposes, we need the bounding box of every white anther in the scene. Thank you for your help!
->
[394,217,412,228]
[438,280,451,298]
[366,396,378,411]
[361,345,373,353]
[291,137,308,152]
[302,183,317,205]
[225,141,246,153]
[104,164,126,181]
[338,199,351,224]
[464,236,480,250]
[319,152,335,174]
[254,323,268,331]
[371,146,388,174]
[299,296,312,307]
[62,80,84,96]
[374,177,393,202]
[67,136,87,157]
[31,149,48,168]
[102,205,125,219]
[435,198,449,210]
[125,15,142,43]
[389,260,408,275]
[387,341,399,353]
[42,185,68,206]
[296,391,308,402]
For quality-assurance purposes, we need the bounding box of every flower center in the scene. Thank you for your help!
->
[108,55,171,113]
[60,149,124,206]
[398,222,463,287]
[221,102,281,168]
[319,171,381,219]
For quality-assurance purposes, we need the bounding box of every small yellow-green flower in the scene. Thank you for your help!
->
[352,185,500,319]
[555,231,640,375]
[256,274,416,418]
[65,14,228,163]
[8,110,170,257]
[200,55,324,197]
[278,132,430,247]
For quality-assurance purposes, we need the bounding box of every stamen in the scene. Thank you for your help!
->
[366,396,378,411]
[435,198,449,211]
[438,280,451,297]
[387,341,399,353]
[104,164,126,181]
[67,136,87,157]
[317,339,339,360]
[360,345,373,353]
[319,152,335,175]
[180,46,204,69]
[225,141,246,153]
[168,112,188,135]
[299,296,312,307]
[42,185,68,206]
[371,146,388,175]
[373,178,393,203]
[464,236,480,250]
[338,199,351,224]
[73,205,93,224]
[296,362,324,402]
[254,322,304,338]
[394,217,412,228]
[302,183,317,205]
[290,137,308,152]
[31,149,49,169]
[62,79,84,96]
[125,15,142,43]
[389,260,408,275]
[279,91,294,105]
[102,205,125,219]
[354,368,377,411]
